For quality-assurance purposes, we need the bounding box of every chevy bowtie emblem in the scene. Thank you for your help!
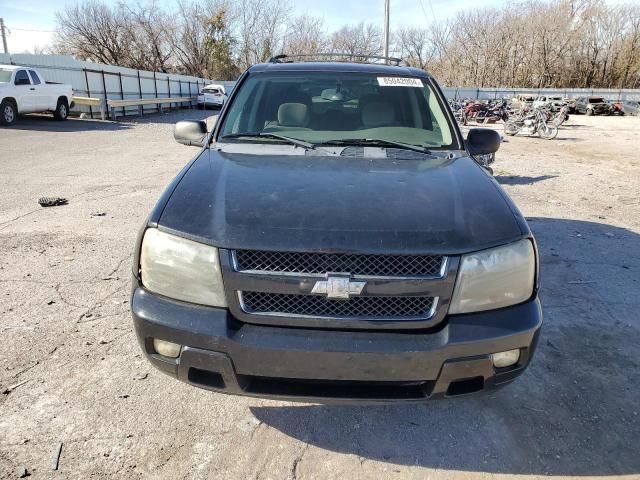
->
[311,274,366,299]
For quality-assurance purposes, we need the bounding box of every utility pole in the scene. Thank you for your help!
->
[383,0,390,60]
[0,18,8,54]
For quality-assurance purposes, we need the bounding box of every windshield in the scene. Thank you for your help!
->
[202,88,220,94]
[0,69,12,83]
[218,71,458,150]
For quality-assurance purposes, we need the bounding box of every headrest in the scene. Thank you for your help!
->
[277,103,309,127]
[361,99,395,127]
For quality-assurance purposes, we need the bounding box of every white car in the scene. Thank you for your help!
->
[197,84,226,109]
[532,95,566,111]
[0,65,74,126]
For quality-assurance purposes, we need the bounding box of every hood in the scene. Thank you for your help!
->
[157,150,526,254]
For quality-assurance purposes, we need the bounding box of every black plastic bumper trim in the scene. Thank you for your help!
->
[131,287,542,402]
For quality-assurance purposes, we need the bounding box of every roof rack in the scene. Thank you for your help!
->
[268,53,404,67]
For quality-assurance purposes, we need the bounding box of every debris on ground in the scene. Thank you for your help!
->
[18,467,31,478]
[90,212,106,217]
[38,197,68,208]
[133,373,148,381]
[2,379,29,395]
[51,442,63,471]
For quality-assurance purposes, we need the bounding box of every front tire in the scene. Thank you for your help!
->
[0,100,17,126]
[504,122,518,136]
[54,98,69,121]
[539,124,558,140]
[586,109,593,116]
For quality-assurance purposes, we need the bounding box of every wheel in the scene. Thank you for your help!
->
[504,122,518,136]
[539,124,558,140]
[54,98,69,121]
[586,109,593,116]
[1,99,17,126]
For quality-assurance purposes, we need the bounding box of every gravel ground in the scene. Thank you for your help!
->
[0,110,639,479]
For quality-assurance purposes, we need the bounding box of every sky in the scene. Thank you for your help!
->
[0,0,630,54]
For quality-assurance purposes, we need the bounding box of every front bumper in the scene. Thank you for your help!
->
[131,287,542,402]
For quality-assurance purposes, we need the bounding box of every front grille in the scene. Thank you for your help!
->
[234,250,444,277]
[240,292,436,319]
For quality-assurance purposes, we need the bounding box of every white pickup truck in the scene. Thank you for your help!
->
[0,64,74,126]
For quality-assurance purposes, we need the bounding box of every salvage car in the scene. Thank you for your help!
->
[0,64,73,126]
[575,96,611,116]
[197,84,227,109]
[511,93,535,109]
[622,99,639,116]
[131,55,542,402]
[532,95,566,112]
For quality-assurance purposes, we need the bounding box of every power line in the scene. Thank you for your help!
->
[9,27,56,33]
[417,0,430,22]
[417,0,437,24]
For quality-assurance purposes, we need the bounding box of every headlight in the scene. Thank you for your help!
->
[140,229,227,307]
[449,239,535,314]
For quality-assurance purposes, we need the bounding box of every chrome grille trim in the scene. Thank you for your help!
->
[238,292,438,320]
[232,250,448,279]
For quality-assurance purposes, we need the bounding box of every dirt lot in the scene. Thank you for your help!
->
[0,111,639,479]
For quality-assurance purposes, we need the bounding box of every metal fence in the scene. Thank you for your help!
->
[442,87,640,102]
[1,54,236,117]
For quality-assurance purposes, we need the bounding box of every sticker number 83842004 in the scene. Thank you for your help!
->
[377,77,424,87]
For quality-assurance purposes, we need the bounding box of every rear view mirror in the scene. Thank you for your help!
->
[174,120,208,147]
[466,128,501,155]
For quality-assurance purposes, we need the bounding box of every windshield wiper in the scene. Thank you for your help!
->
[220,132,315,149]
[318,138,430,153]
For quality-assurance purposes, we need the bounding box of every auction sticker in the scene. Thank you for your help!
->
[377,77,423,87]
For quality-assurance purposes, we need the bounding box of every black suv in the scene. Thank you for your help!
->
[131,55,542,401]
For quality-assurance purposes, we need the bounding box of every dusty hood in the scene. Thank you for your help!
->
[157,149,526,254]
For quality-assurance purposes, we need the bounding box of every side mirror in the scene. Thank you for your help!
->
[466,128,501,155]
[174,120,208,147]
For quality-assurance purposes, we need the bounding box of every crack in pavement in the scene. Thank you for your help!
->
[289,444,310,480]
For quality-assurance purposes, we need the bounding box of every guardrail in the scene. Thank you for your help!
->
[107,96,196,120]
[107,97,197,120]
[72,96,107,120]
[71,95,197,121]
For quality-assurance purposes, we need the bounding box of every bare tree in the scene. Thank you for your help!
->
[167,1,217,77]
[395,27,435,69]
[52,0,640,86]
[234,0,291,68]
[122,2,174,72]
[330,23,382,59]
[54,2,129,65]
[283,15,328,57]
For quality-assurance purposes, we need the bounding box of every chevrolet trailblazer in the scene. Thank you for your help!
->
[131,54,542,402]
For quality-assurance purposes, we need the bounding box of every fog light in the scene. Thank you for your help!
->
[492,349,520,368]
[153,338,181,358]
